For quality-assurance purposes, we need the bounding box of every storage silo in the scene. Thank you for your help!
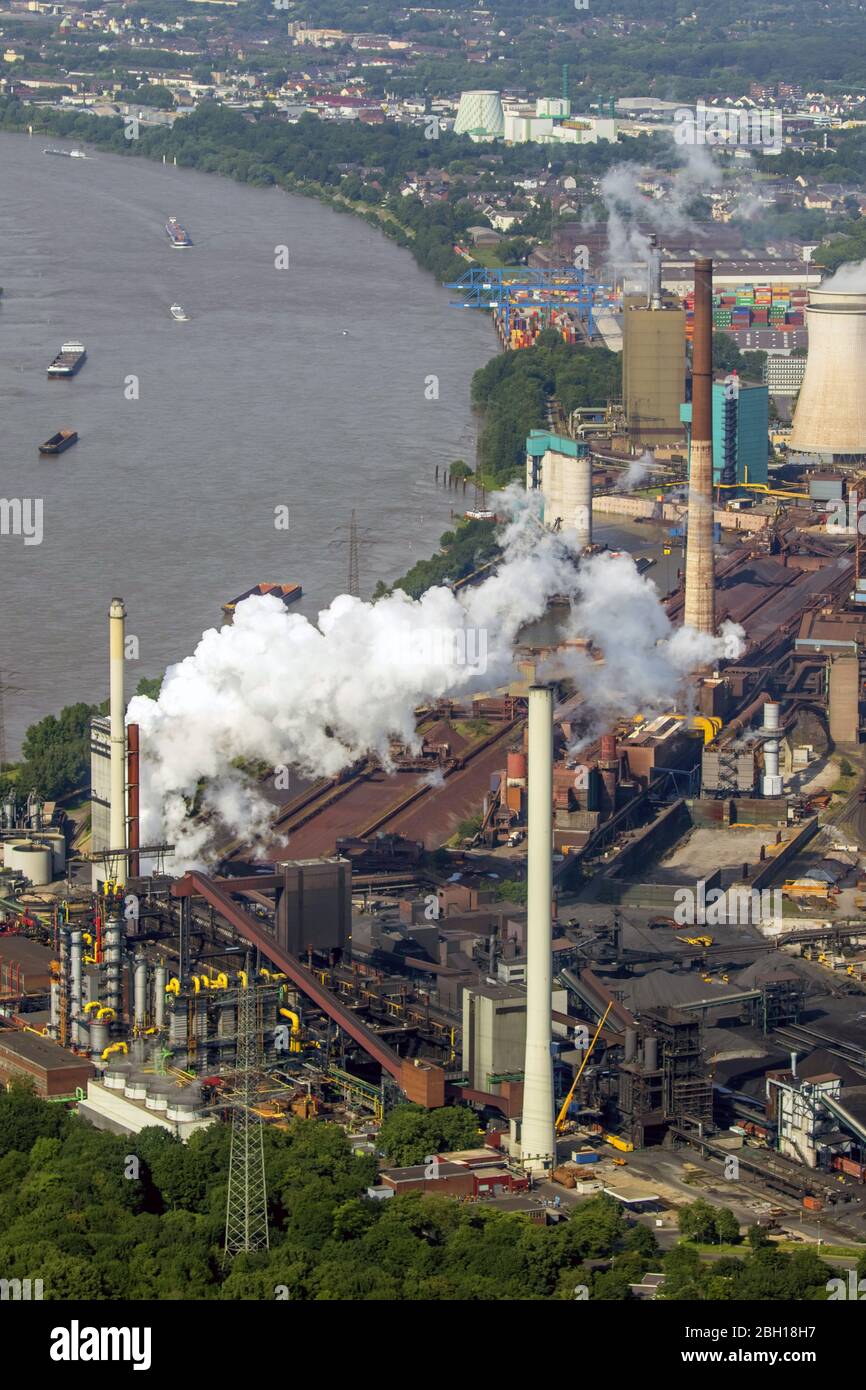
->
[4,841,52,886]
[789,288,866,458]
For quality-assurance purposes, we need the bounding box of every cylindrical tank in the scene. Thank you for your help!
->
[104,914,123,1016]
[166,1082,204,1123]
[4,841,52,886]
[124,1072,148,1102]
[103,1060,132,1090]
[70,928,84,1047]
[506,751,527,783]
[134,954,148,1030]
[145,1080,172,1112]
[153,963,167,1028]
[762,701,782,796]
[89,1018,110,1057]
[624,1027,637,1063]
[49,979,60,1035]
[644,1036,659,1071]
[39,832,67,875]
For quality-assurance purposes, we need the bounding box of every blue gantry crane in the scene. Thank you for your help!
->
[444,266,598,341]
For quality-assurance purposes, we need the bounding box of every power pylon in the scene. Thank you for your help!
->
[348,509,360,598]
[224,975,269,1259]
[0,670,21,772]
[328,511,381,601]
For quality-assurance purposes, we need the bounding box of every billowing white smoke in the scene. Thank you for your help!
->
[620,450,654,491]
[130,495,744,869]
[599,144,721,289]
[550,552,744,738]
[821,261,866,293]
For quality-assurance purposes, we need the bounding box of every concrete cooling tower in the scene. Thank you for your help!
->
[789,288,866,458]
[454,90,505,141]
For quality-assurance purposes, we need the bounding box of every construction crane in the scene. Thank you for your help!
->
[555,1002,612,1134]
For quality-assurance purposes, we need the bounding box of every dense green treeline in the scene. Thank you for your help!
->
[375,518,500,601]
[471,329,621,487]
[291,1,866,97]
[0,1086,853,1300]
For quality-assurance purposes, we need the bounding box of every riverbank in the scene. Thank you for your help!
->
[0,129,496,754]
[0,99,466,290]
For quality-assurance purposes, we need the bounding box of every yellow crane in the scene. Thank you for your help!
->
[555,1002,613,1134]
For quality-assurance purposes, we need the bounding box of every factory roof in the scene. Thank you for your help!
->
[0,1028,90,1071]
[625,715,685,746]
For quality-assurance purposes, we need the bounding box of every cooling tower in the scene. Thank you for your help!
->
[789,289,866,458]
[454,90,504,140]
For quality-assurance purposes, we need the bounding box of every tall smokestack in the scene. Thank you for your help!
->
[648,234,661,311]
[684,258,716,635]
[109,598,127,888]
[521,685,556,1172]
[127,722,140,878]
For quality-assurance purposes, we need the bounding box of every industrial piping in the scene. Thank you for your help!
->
[683,258,716,636]
[109,598,127,887]
[521,685,556,1172]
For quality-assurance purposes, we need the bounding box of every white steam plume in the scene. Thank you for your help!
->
[620,449,654,491]
[548,552,744,739]
[821,261,866,293]
[600,144,722,289]
[130,495,743,869]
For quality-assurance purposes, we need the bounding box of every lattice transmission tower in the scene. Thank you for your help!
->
[224,976,269,1259]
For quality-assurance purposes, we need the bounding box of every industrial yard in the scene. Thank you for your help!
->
[3,71,866,1319]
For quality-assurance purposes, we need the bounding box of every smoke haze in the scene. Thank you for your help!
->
[130,494,744,868]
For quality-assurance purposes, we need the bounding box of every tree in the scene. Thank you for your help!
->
[377,1104,478,1166]
[19,701,97,798]
[678,1198,720,1244]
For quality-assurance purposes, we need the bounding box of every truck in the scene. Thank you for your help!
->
[602,1133,634,1153]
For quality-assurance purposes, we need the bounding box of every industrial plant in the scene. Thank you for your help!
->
[4,241,866,1283]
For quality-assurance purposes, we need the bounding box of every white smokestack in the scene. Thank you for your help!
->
[521,684,556,1173]
[762,700,782,796]
[109,597,127,887]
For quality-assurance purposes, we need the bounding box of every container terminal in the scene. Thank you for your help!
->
[3,259,866,1250]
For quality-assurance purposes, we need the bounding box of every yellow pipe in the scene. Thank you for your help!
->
[192,976,201,993]
[215,972,228,988]
[82,932,92,946]
[555,1002,613,1134]
[238,970,248,988]
[101,1041,128,1061]
[166,977,180,994]
[96,1007,116,1021]
[259,968,272,979]
[83,1000,101,1014]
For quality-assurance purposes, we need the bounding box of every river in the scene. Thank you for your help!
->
[0,131,664,757]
